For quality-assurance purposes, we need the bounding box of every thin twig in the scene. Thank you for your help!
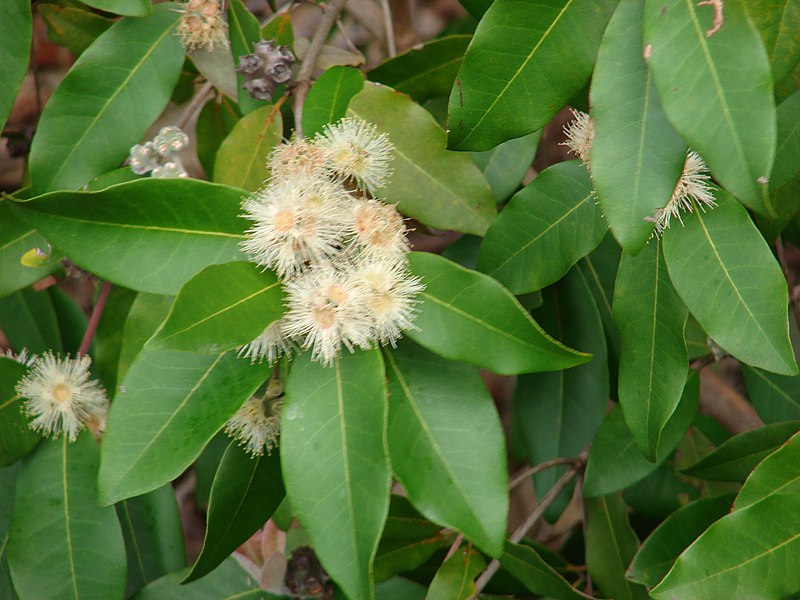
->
[78,281,112,357]
[508,457,579,491]
[443,533,463,561]
[291,0,350,138]
[378,0,396,57]
[335,16,361,55]
[177,80,215,130]
[698,367,763,433]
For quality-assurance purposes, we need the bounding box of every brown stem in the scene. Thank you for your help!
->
[508,457,580,491]
[378,0,396,57]
[291,0,350,138]
[177,80,215,130]
[698,367,763,433]
[443,533,463,561]
[78,281,112,357]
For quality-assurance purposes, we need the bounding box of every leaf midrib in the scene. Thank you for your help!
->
[33,213,245,239]
[62,437,80,599]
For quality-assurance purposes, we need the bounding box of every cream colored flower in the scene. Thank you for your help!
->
[347,199,409,261]
[238,320,292,365]
[225,390,282,457]
[268,138,332,182]
[649,150,716,235]
[176,0,229,51]
[562,109,594,167]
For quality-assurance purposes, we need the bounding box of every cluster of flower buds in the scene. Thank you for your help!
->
[129,126,190,179]
[562,109,715,235]
[236,40,295,101]
[238,117,424,367]
[176,0,229,51]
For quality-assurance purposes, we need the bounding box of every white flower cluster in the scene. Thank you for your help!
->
[225,379,283,457]
[562,109,715,235]
[129,126,190,179]
[176,0,229,52]
[239,117,424,366]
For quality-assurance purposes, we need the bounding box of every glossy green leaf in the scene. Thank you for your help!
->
[515,267,607,510]
[190,44,238,100]
[458,0,492,19]
[94,286,137,392]
[0,0,30,131]
[0,464,19,600]
[81,0,150,16]
[447,0,617,151]
[151,262,284,353]
[742,365,800,423]
[683,420,800,481]
[302,66,364,136]
[0,357,39,467]
[384,341,508,557]
[197,96,241,179]
[7,435,127,600]
[736,432,800,509]
[282,350,391,600]
[614,239,689,460]
[261,12,293,46]
[501,541,593,600]
[471,131,540,204]
[0,287,62,353]
[368,35,471,103]
[407,252,589,375]
[663,190,797,375]
[585,494,649,600]
[117,485,186,597]
[746,0,800,82]
[0,203,59,299]
[478,160,604,294]
[131,557,273,599]
[643,0,776,213]
[651,494,800,599]
[347,83,496,236]
[11,179,248,295]
[29,4,183,194]
[187,442,284,582]
[49,286,88,354]
[590,0,686,251]
[228,0,266,114]
[214,103,283,192]
[763,89,800,234]
[580,235,622,372]
[427,546,485,600]
[118,293,174,384]
[99,349,271,504]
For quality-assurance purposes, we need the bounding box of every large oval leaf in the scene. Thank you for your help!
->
[614,239,689,460]
[214,103,283,192]
[477,160,604,294]
[663,190,797,375]
[302,66,364,136]
[0,464,18,600]
[735,432,800,509]
[742,365,800,423]
[151,262,284,353]
[501,541,594,600]
[746,0,800,83]
[347,83,496,236]
[407,252,589,374]
[99,349,272,504]
[0,0,30,131]
[0,357,39,467]
[384,341,508,557]
[28,4,184,194]
[0,203,59,299]
[590,0,686,252]
[7,435,127,600]
[81,0,150,16]
[131,557,271,599]
[447,0,617,151]
[643,0,776,213]
[427,547,484,600]
[11,179,248,295]
[471,131,541,204]
[282,350,391,600]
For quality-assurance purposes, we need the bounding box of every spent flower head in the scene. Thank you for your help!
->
[649,150,716,235]
[562,109,594,167]
[16,352,108,442]
[225,389,283,457]
[176,0,229,51]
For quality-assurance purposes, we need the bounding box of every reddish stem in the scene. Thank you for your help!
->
[78,281,112,357]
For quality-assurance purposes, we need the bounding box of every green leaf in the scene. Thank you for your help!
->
[302,66,364,136]
[0,358,39,467]
[99,349,271,504]
[580,235,622,373]
[0,0,30,131]
[118,293,174,384]
[0,464,20,600]
[80,0,150,16]
[736,432,800,510]
[614,239,689,460]
[515,267,608,511]
[190,44,238,100]
[368,35,471,103]
[117,485,186,597]
[214,103,283,192]
[11,179,248,295]
[589,0,686,252]
[196,96,241,179]
[651,494,800,599]
[643,0,776,213]
[746,0,800,82]
[7,435,127,600]
[583,376,698,497]
[683,420,800,481]
[94,286,137,392]
[471,131,540,204]
[0,287,62,353]
[762,89,800,234]
[662,189,797,375]
[478,160,604,294]
[131,557,273,599]
[261,12,293,46]
[49,286,88,354]
[384,341,508,557]
[447,0,617,151]
[151,262,284,353]
[282,350,390,600]
[501,541,594,600]
[427,546,485,600]
[187,442,285,582]
[407,252,589,375]
[584,494,649,600]
[742,365,800,423]
[628,493,735,587]
[228,0,267,114]
[0,203,59,299]
[29,4,184,194]
[347,83,496,236]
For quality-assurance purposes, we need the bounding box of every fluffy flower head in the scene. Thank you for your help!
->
[316,117,394,192]
[176,0,229,51]
[238,320,292,365]
[225,388,282,457]
[16,352,108,442]
[268,138,332,181]
[562,109,594,167]
[649,150,716,235]
[348,199,409,260]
